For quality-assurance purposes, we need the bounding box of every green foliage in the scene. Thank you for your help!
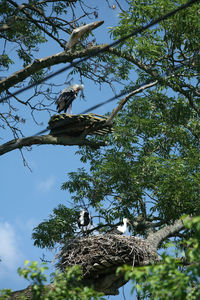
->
[18,260,48,299]
[47,266,104,300]
[3,261,104,300]
[54,0,200,228]
[31,0,200,247]
[0,54,14,69]
[118,216,200,300]
[32,205,78,248]
[1,0,200,297]
[60,91,200,224]
[110,0,200,64]
[0,289,12,300]
[0,0,79,71]
[0,0,47,69]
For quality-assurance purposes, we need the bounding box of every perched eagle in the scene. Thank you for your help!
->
[107,218,130,235]
[56,84,84,113]
[77,210,92,229]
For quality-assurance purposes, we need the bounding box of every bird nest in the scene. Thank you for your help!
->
[57,234,159,295]
[48,113,113,137]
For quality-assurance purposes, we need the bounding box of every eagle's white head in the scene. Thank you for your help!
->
[77,84,84,91]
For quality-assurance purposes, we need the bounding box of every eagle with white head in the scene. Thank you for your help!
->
[56,84,84,113]
[107,218,130,235]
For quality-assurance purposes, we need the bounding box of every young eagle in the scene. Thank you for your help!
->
[56,84,84,113]
[77,210,92,228]
[107,218,130,235]
[77,210,92,235]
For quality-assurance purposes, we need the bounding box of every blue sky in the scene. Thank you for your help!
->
[0,1,134,298]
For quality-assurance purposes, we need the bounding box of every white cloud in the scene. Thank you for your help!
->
[37,175,55,192]
[0,222,23,278]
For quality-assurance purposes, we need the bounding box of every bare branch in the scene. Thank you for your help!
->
[105,80,158,125]
[0,24,11,31]
[7,0,65,48]
[0,134,107,156]
[66,20,104,49]
[108,47,200,114]
[0,44,107,94]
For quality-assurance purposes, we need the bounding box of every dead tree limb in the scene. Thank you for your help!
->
[66,21,104,49]
[105,80,158,125]
[0,135,106,156]
[0,44,107,94]
[0,113,113,156]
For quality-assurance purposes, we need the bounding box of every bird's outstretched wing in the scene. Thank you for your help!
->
[56,90,76,113]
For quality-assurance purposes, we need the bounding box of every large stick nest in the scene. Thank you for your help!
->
[57,234,159,295]
[48,113,113,137]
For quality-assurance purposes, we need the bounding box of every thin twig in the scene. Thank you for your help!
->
[105,80,158,125]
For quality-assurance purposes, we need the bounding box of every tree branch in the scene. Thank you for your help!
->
[146,217,190,250]
[0,134,106,156]
[7,0,65,48]
[66,21,104,49]
[105,80,158,125]
[0,44,107,94]
[108,47,200,114]
[0,24,11,31]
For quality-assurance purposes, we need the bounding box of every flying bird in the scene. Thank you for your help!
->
[77,210,92,233]
[107,218,130,235]
[56,84,84,114]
